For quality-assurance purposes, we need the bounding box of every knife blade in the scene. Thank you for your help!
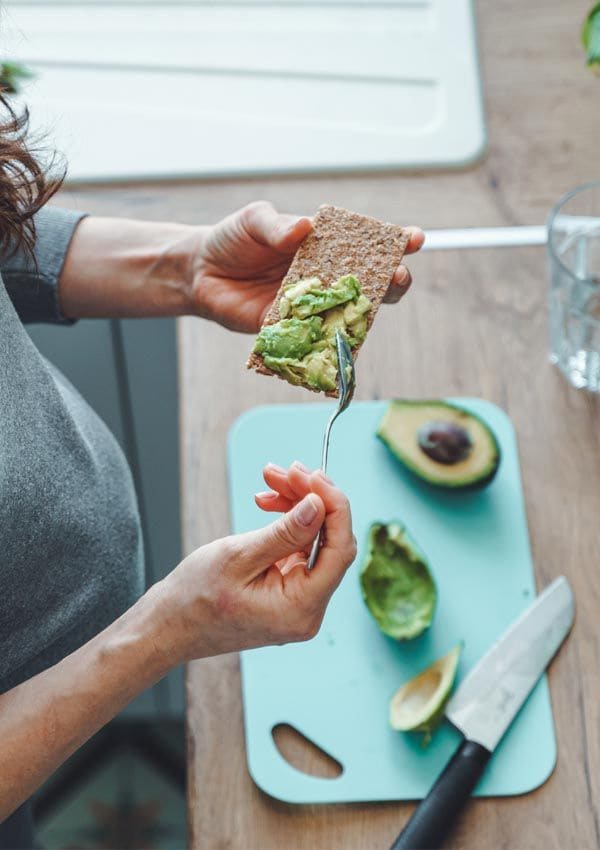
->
[390,576,575,850]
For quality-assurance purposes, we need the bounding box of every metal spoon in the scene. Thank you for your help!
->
[307,330,356,570]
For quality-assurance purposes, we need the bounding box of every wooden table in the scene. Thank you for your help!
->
[61,1,600,846]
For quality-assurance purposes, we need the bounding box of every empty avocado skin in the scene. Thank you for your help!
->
[253,276,371,392]
[389,644,462,743]
[360,522,437,641]
[377,400,501,490]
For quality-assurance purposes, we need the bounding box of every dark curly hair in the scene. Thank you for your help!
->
[0,91,64,259]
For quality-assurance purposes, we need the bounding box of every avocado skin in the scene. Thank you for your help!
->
[389,644,462,742]
[360,521,437,641]
[377,399,501,491]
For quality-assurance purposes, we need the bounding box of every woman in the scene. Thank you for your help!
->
[0,98,423,846]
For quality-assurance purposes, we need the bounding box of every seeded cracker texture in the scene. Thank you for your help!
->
[246,205,409,397]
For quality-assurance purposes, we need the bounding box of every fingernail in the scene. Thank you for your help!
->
[287,216,309,235]
[266,462,286,474]
[295,495,319,526]
[317,470,334,484]
[285,559,307,573]
[255,491,277,500]
[292,460,311,473]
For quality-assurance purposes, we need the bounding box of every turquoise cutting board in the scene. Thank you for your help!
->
[228,399,556,804]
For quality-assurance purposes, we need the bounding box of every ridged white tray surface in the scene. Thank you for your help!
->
[3,0,485,181]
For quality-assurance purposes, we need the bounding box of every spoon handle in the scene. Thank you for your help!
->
[307,331,354,571]
[306,408,338,570]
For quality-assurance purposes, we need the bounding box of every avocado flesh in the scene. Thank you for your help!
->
[254,276,372,393]
[254,316,323,360]
[287,273,361,320]
[360,522,436,641]
[377,400,500,490]
[389,644,462,741]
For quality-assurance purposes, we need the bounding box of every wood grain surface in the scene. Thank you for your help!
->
[54,1,600,847]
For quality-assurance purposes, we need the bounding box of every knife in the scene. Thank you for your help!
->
[390,576,575,850]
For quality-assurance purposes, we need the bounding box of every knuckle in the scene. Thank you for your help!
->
[304,614,323,640]
[347,536,358,563]
[338,493,351,514]
[289,621,317,643]
[241,199,270,225]
[294,604,324,642]
[270,518,298,551]
[288,626,306,643]
[220,535,246,568]
[304,615,322,641]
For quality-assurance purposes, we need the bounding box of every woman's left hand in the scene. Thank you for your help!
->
[185,201,424,333]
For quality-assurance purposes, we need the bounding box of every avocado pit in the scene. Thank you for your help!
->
[417,420,473,465]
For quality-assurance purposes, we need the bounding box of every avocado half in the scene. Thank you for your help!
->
[389,644,462,742]
[360,522,437,641]
[377,400,500,490]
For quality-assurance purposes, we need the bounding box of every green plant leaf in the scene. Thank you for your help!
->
[583,2,600,68]
[0,62,35,95]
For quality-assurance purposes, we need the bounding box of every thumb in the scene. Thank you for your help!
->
[242,201,312,253]
[271,215,312,253]
[238,494,325,580]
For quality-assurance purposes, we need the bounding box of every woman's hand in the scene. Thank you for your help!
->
[156,463,356,663]
[185,201,425,333]
[58,203,422,325]
[0,462,353,819]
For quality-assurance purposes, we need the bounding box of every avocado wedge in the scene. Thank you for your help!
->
[377,400,500,490]
[389,644,462,742]
[360,522,437,640]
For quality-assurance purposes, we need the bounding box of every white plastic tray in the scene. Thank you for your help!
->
[4,0,485,181]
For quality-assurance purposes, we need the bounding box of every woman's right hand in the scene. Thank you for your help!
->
[154,463,356,664]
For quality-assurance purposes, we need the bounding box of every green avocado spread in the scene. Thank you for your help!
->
[253,275,371,392]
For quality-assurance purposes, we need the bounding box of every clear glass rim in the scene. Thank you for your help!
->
[547,179,600,285]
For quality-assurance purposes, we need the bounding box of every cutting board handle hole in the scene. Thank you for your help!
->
[272,724,343,780]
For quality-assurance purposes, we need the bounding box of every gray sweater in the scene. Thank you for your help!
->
[0,207,144,693]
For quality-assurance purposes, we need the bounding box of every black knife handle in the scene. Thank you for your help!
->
[390,739,492,850]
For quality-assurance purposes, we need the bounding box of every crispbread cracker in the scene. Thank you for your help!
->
[247,204,409,396]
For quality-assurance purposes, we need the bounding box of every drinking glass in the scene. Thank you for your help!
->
[548,181,600,391]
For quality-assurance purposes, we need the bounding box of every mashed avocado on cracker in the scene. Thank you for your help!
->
[253,275,372,392]
[247,205,409,396]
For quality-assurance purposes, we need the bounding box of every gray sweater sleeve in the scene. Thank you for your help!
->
[1,205,87,324]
